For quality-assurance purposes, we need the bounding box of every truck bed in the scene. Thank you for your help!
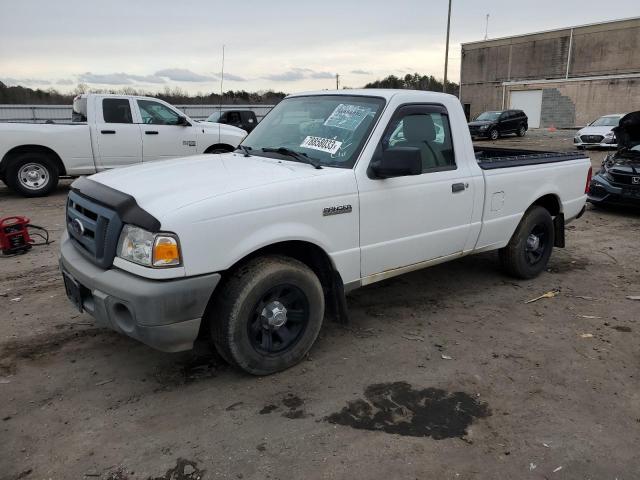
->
[475,147,585,170]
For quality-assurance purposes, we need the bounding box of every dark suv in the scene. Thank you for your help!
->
[468,110,528,140]
[205,110,259,132]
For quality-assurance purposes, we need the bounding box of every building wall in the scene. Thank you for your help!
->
[460,18,640,126]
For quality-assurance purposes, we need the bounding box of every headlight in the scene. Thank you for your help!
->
[117,225,181,268]
[479,124,489,130]
[604,132,614,137]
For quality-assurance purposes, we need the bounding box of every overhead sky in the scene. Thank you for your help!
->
[1,0,638,94]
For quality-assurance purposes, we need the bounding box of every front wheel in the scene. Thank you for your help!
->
[499,206,554,279]
[210,255,324,375]
[6,153,59,197]
[489,128,499,141]
[517,125,527,137]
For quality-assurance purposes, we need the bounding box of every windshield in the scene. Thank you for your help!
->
[206,112,222,122]
[475,111,501,121]
[241,95,385,168]
[591,116,622,127]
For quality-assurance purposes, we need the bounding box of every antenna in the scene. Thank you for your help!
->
[443,0,452,93]
[484,14,490,40]
[219,44,225,115]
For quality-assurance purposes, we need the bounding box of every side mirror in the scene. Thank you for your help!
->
[176,115,190,126]
[370,147,422,178]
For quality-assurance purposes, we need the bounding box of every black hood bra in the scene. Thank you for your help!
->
[613,111,640,150]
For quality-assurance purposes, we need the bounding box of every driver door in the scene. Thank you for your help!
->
[357,104,475,277]
[135,99,197,162]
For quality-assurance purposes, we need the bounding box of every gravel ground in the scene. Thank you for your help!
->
[1,130,639,480]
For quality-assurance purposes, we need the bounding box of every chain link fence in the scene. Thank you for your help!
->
[0,104,275,123]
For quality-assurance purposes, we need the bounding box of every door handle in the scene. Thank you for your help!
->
[452,182,467,193]
[145,130,159,135]
[101,130,116,134]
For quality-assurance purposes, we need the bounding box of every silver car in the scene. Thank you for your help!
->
[574,114,626,149]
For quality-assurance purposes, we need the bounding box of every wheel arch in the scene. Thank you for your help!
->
[0,144,66,176]
[198,240,348,341]
[531,193,562,217]
[204,143,235,154]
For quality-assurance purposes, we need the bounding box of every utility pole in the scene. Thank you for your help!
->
[336,74,340,90]
[219,44,225,115]
[484,14,490,40]
[443,0,452,93]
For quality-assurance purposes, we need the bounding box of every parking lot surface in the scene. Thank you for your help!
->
[1,130,639,479]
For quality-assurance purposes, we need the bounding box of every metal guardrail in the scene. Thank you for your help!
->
[0,104,275,123]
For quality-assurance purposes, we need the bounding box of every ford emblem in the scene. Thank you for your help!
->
[71,218,85,236]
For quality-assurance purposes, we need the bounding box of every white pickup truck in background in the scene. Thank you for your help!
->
[59,89,591,375]
[0,94,247,196]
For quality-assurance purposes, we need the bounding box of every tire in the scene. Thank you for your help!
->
[516,125,527,137]
[5,152,59,197]
[210,255,324,375]
[489,128,499,141]
[499,206,555,279]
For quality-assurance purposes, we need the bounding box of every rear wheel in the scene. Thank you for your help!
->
[489,128,499,140]
[6,152,59,197]
[210,255,324,375]
[517,125,527,137]
[499,206,554,279]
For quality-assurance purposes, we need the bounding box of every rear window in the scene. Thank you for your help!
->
[103,99,133,124]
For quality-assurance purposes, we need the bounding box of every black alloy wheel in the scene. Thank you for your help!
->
[248,284,310,354]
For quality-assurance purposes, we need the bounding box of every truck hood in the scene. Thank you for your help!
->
[200,122,247,136]
[90,153,341,217]
[468,120,494,127]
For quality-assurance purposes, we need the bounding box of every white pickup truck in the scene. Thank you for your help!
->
[0,94,247,196]
[59,89,591,375]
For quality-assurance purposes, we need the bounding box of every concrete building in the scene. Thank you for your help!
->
[459,17,640,128]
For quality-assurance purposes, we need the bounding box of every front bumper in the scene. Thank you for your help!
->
[469,128,490,138]
[588,174,640,206]
[59,232,220,352]
[574,138,617,149]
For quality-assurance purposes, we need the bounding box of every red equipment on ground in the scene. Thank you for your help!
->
[0,216,33,255]
[0,216,52,255]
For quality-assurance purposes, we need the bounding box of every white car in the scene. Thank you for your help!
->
[60,89,591,375]
[574,114,626,149]
[0,94,247,197]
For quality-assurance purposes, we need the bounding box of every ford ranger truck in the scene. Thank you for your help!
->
[59,90,591,375]
[0,94,247,197]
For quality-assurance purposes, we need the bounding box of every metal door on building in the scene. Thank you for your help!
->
[510,90,542,128]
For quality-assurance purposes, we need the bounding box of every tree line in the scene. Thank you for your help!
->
[0,82,287,105]
[1,72,459,104]
[364,73,458,95]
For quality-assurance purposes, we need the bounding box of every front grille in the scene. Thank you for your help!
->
[580,135,604,143]
[608,171,640,186]
[66,191,122,268]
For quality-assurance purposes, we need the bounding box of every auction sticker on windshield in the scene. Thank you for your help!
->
[324,104,371,131]
[300,136,343,155]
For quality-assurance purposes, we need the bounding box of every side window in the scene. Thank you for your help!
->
[228,112,241,123]
[384,109,456,172]
[137,100,180,125]
[103,99,132,124]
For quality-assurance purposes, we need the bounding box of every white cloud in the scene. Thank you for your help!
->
[1,77,51,86]
[264,68,334,82]
[350,69,372,75]
[154,68,216,82]
[78,72,166,85]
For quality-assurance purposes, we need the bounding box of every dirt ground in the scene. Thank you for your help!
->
[1,130,639,480]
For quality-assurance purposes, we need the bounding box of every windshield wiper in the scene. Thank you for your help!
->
[236,145,252,157]
[261,147,322,169]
